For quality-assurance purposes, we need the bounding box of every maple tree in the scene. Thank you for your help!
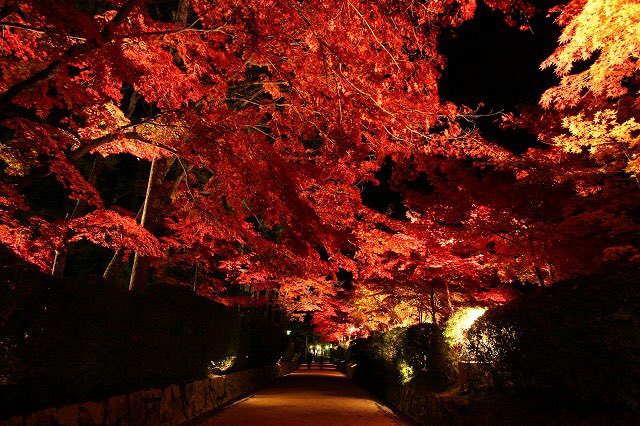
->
[539,0,640,185]
[0,0,638,340]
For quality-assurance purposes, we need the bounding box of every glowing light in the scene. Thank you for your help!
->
[286,330,291,335]
[208,355,237,376]
[397,360,414,383]
[346,325,358,341]
[444,307,487,347]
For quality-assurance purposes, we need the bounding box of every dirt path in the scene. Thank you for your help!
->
[194,367,413,425]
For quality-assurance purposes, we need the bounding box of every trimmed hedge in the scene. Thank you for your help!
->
[346,323,451,397]
[345,271,640,413]
[342,271,640,424]
[0,247,287,419]
[468,271,640,409]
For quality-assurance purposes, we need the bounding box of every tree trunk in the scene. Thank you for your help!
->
[193,264,198,291]
[429,289,438,325]
[176,0,190,24]
[527,232,546,287]
[128,157,167,293]
[169,164,192,200]
[103,93,143,284]
[102,203,144,285]
[103,246,124,281]
[534,264,546,287]
[445,281,453,313]
[51,157,102,277]
[51,250,66,278]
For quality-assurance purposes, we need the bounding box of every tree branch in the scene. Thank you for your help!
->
[0,21,45,33]
[0,0,146,112]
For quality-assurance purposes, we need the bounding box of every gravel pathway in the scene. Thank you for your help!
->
[196,367,413,425]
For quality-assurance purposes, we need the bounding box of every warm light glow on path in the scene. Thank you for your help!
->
[195,367,412,425]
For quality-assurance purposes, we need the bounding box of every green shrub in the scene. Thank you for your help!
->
[0,247,287,418]
[467,271,640,409]
[347,323,452,395]
[402,323,450,384]
[348,333,400,396]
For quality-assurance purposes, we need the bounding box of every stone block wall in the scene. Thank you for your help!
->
[339,363,634,426]
[2,362,298,426]
[385,383,635,426]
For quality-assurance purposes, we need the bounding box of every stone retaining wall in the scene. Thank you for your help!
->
[2,362,298,426]
[384,382,635,426]
[340,363,633,426]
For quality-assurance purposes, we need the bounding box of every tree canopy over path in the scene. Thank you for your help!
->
[1,0,639,339]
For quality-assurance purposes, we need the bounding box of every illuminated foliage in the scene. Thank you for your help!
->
[539,0,640,187]
[541,0,640,109]
[443,307,487,349]
[555,110,640,182]
[0,0,638,340]
[208,355,237,376]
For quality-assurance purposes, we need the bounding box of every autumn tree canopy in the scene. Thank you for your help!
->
[1,0,638,339]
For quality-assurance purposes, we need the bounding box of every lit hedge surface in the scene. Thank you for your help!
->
[347,323,452,397]
[0,247,287,419]
[467,271,640,409]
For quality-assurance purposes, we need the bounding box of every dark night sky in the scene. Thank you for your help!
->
[438,2,562,154]
[361,3,565,216]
